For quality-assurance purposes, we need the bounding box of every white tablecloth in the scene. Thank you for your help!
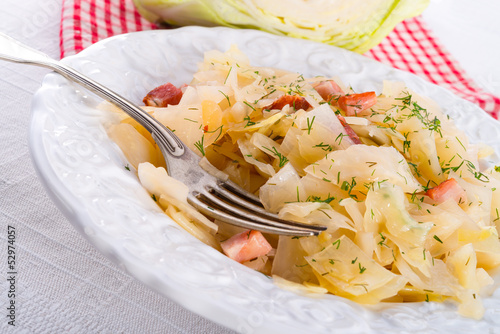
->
[0,0,499,333]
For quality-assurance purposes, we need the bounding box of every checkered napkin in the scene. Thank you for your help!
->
[60,0,500,118]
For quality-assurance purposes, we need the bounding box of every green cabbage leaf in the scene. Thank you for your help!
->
[133,0,429,53]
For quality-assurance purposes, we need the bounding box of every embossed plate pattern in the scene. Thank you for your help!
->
[29,27,500,333]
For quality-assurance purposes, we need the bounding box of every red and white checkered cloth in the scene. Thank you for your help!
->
[60,0,500,118]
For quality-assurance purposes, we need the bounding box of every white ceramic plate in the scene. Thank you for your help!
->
[29,27,500,333]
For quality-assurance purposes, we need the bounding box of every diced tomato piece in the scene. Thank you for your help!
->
[337,115,362,144]
[143,83,183,107]
[426,178,467,204]
[337,92,377,116]
[312,80,344,103]
[264,95,311,112]
[221,230,273,263]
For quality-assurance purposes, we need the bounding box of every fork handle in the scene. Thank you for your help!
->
[51,61,187,158]
[0,32,186,158]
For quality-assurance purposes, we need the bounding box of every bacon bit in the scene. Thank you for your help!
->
[220,230,273,263]
[337,115,362,144]
[312,80,344,104]
[143,83,183,107]
[426,178,467,204]
[264,95,311,112]
[338,92,377,116]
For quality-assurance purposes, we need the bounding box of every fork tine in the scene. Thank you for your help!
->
[210,183,327,232]
[188,197,319,236]
[188,190,325,236]
[188,198,315,236]
[220,179,263,205]
[204,187,327,233]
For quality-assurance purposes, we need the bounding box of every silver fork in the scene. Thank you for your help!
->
[0,32,326,236]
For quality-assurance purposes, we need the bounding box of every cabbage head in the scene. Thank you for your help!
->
[133,0,429,53]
